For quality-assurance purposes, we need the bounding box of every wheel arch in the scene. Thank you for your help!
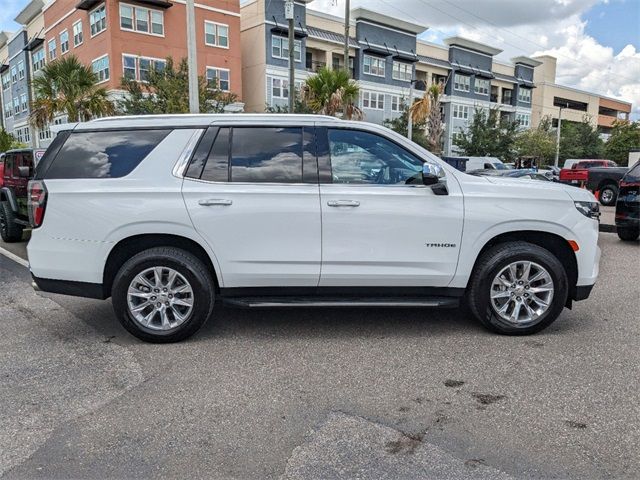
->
[102,234,221,298]
[469,230,578,306]
[0,187,18,212]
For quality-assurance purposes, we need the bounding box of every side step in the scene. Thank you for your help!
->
[222,296,460,309]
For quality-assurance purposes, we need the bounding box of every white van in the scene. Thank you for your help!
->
[465,156,508,172]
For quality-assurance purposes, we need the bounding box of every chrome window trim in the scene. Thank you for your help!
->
[173,129,205,179]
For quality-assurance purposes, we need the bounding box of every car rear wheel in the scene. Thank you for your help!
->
[112,247,215,343]
[467,241,568,335]
[599,185,618,206]
[617,226,639,241]
[0,201,24,243]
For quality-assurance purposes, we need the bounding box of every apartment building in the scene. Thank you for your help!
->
[0,0,243,148]
[532,55,631,138]
[239,1,539,155]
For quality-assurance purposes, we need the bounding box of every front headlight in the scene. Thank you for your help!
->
[575,201,600,220]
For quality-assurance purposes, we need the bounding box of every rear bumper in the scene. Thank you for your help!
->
[573,284,595,301]
[31,274,107,300]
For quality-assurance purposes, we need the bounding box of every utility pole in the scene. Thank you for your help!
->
[285,0,295,113]
[554,105,564,167]
[344,0,350,75]
[186,0,199,113]
[407,80,414,141]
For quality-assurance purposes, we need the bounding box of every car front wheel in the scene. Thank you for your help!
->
[467,241,568,335]
[599,185,618,206]
[112,247,215,343]
[617,226,639,241]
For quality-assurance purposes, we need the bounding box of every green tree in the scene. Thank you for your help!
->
[604,120,640,163]
[30,55,114,128]
[559,116,604,160]
[453,107,520,161]
[0,128,25,152]
[514,115,556,166]
[384,102,429,149]
[118,57,237,114]
[303,67,362,119]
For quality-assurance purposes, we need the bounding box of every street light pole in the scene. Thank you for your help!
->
[285,0,295,113]
[344,0,350,75]
[407,80,414,141]
[554,105,563,167]
[186,0,199,113]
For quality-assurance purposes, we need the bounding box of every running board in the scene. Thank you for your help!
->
[222,296,460,308]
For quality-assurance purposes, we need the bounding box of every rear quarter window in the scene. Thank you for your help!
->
[43,129,171,179]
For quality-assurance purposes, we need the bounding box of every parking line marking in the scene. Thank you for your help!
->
[0,246,29,268]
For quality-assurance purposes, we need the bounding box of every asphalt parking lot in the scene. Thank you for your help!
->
[0,229,638,479]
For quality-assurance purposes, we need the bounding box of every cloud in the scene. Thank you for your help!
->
[309,0,638,119]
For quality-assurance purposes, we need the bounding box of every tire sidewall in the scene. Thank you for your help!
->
[112,251,214,342]
[474,246,568,334]
[600,185,618,206]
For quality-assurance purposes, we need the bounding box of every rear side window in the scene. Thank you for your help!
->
[44,129,170,179]
[230,127,303,183]
[625,163,640,183]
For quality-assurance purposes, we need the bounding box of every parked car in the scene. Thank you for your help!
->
[28,115,600,342]
[469,169,551,181]
[0,148,41,242]
[585,166,630,206]
[615,161,640,241]
[0,153,5,188]
[444,156,508,172]
[559,159,618,185]
[562,159,618,170]
[539,166,560,182]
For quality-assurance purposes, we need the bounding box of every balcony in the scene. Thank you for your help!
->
[305,60,326,73]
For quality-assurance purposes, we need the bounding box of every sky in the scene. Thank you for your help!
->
[1,0,639,118]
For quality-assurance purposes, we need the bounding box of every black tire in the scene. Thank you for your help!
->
[617,226,639,241]
[112,247,215,343]
[599,184,618,206]
[467,241,568,335]
[0,201,24,243]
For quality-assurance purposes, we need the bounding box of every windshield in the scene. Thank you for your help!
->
[493,163,508,170]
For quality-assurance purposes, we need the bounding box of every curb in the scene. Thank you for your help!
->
[599,224,616,233]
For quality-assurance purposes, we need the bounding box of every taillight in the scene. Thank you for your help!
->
[28,180,47,228]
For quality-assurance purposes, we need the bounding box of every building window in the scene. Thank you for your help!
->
[363,55,385,77]
[452,104,469,119]
[518,88,531,103]
[39,124,53,141]
[454,74,470,92]
[362,91,384,110]
[13,97,20,114]
[391,95,400,112]
[90,4,107,36]
[4,102,11,118]
[60,30,69,54]
[32,48,45,72]
[516,113,531,127]
[15,126,30,143]
[135,7,149,32]
[1,72,9,90]
[119,4,163,35]
[120,4,133,29]
[48,38,57,60]
[474,78,489,95]
[20,93,28,112]
[206,67,230,91]
[271,36,301,62]
[502,89,512,104]
[122,54,166,82]
[271,77,287,98]
[11,65,17,83]
[392,61,411,82]
[205,21,228,48]
[73,21,83,46]
[17,61,25,80]
[92,55,109,82]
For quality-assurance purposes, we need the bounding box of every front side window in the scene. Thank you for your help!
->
[206,67,230,91]
[474,78,489,95]
[363,55,385,77]
[328,129,424,185]
[392,61,411,82]
[205,21,229,47]
[230,127,303,183]
[454,73,470,92]
[90,4,107,36]
[73,21,83,46]
[92,55,110,82]
[45,129,170,179]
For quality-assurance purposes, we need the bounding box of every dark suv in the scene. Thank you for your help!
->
[615,161,640,241]
[0,148,42,242]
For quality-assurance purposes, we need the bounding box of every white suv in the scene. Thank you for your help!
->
[27,114,601,342]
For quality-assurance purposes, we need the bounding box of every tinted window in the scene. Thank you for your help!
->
[230,127,303,183]
[625,162,640,183]
[45,129,170,179]
[328,129,423,185]
[185,127,218,179]
[201,128,230,182]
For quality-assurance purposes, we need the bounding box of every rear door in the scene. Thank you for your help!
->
[318,127,464,287]
[182,124,322,288]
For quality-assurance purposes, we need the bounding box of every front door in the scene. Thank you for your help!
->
[182,125,321,288]
[318,128,464,287]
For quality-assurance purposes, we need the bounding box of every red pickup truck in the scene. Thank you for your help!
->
[559,159,618,184]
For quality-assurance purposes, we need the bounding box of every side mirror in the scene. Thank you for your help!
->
[422,163,444,186]
[18,166,31,178]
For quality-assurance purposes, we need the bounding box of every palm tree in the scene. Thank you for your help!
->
[409,83,445,154]
[30,55,114,128]
[303,67,363,120]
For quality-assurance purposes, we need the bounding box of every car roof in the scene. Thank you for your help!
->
[61,114,353,131]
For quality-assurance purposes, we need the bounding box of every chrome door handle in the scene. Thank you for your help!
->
[198,199,233,206]
[327,200,360,207]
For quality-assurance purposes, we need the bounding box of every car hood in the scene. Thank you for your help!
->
[483,176,597,202]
